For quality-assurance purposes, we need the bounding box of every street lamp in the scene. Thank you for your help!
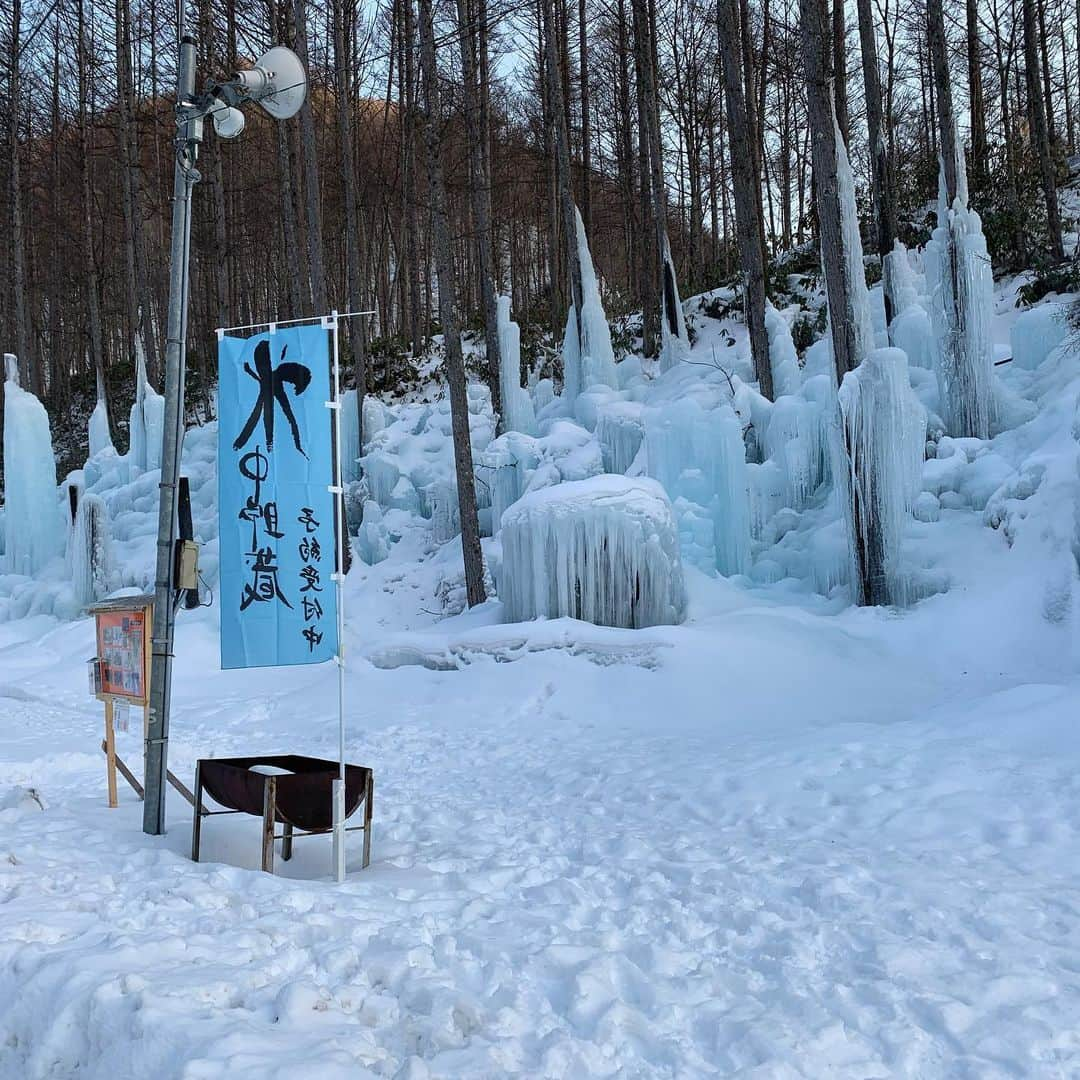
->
[143,33,307,837]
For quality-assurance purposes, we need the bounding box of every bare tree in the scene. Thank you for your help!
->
[456,0,502,417]
[856,0,898,324]
[717,0,773,400]
[416,0,486,605]
[1023,0,1066,259]
[8,0,35,392]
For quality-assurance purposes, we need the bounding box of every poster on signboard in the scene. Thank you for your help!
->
[96,608,149,701]
[217,325,339,670]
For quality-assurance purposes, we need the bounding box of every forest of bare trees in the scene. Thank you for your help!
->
[1,0,1077,451]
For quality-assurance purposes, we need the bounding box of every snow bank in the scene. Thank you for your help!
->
[501,475,686,628]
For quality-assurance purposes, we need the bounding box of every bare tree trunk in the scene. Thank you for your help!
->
[832,0,849,145]
[1023,0,1066,258]
[416,0,486,606]
[739,0,769,271]
[294,0,328,313]
[334,0,367,446]
[635,35,658,356]
[8,0,34,392]
[579,0,592,234]
[1037,0,1056,144]
[927,0,960,204]
[801,0,880,606]
[456,0,502,416]
[966,0,988,181]
[717,0,772,400]
[856,0,898,324]
[543,0,585,325]
[401,0,424,354]
[632,0,683,347]
[79,0,107,422]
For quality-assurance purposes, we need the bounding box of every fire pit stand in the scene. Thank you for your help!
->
[191,754,373,874]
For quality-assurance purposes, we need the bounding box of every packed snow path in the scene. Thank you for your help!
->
[1,579,1079,1077]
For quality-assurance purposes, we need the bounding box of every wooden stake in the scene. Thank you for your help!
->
[261,777,277,874]
[104,699,118,808]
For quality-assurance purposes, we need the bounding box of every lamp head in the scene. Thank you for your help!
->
[209,97,246,138]
[236,46,307,120]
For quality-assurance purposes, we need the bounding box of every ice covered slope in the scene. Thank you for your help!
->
[501,474,687,628]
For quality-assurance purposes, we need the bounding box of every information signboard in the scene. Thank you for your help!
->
[96,609,149,702]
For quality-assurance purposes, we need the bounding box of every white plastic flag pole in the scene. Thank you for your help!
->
[324,311,347,883]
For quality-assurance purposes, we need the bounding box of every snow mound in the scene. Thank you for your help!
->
[500,475,687,628]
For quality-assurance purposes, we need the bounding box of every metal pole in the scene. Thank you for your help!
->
[144,33,200,835]
[327,312,347,882]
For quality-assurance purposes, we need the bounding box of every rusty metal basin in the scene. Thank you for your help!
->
[198,754,370,832]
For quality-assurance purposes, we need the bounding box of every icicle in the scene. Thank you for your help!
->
[127,337,164,475]
[765,304,802,399]
[562,208,619,403]
[644,399,751,576]
[835,117,875,364]
[497,296,537,435]
[501,475,686,628]
[884,241,919,318]
[763,392,830,512]
[3,354,19,386]
[356,500,390,565]
[339,389,362,484]
[70,494,112,607]
[837,347,927,605]
[2,373,64,576]
[88,363,114,460]
[658,235,690,372]
[595,402,645,474]
[924,160,996,439]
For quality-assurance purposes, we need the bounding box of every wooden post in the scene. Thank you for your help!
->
[104,699,118,808]
[282,821,294,862]
[261,776,277,874]
[191,761,203,862]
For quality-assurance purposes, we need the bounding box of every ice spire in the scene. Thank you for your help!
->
[3,358,64,576]
[562,207,619,403]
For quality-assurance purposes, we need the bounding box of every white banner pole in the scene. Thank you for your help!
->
[325,311,347,883]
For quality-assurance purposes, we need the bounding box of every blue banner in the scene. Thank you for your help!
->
[218,325,339,669]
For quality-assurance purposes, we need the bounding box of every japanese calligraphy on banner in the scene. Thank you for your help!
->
[218,325,338,669]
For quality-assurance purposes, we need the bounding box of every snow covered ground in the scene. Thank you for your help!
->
[3,273,1080,1075]
[3,532,1080,1077]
